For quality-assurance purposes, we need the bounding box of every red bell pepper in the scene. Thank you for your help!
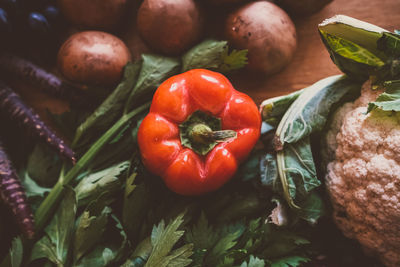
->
[138,69,261,195]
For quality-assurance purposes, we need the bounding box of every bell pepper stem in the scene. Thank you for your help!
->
[190,123,237,144]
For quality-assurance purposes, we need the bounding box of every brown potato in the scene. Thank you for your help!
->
[58,0,128,31]
[57,31,131,87]
[137,0,204,56]
[225,1,297,75]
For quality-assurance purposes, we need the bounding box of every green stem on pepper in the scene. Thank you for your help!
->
[34,102,150,233]
[179,110,237,156]
[189,123,236,145]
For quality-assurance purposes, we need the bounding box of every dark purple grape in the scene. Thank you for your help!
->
[27,12,50,34]
[0,8,11,33]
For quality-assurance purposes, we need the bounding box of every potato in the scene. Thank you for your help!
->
[57,31,131,87]
[58,0,128,30]
[137,0,204,55]
[225,1,297,75]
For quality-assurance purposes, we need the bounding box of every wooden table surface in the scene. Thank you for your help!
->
[22,0,400,117]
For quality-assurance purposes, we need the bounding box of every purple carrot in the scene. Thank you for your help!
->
[0,53,84,103]
[0,139,35,239]
[0,81,76,163]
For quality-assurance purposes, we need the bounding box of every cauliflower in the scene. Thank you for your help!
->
[325,80,400,267]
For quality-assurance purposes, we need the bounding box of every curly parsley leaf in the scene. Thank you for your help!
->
[186,213,245,267]
[185,212,218,251]
[240,255,265,267]
[75,161,129,208]
[145,213,193,267]
[218,48,248,73]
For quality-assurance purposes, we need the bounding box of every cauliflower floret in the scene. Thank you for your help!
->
[325,80,400,267]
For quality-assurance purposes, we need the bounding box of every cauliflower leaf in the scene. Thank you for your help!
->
[368,80,400,112]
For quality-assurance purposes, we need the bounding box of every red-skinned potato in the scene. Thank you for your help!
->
[225,1,297,75]
[137,0,204,56]
[57,31,131,87]
[58,0,128,31]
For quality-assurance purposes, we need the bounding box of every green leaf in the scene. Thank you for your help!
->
[260,90,304,127]
[378,32,400,57]
[122,173,152,243]
[73,62,142,150]
[73,200,112,263]
[75,161,129,207]
[20,171,51,199]
[122,237,152,266]
[186,212,218,250]
[10,237,23,267]
[318,15,388,79]
[164,244,193,267]
[31,187,77,266]
[145,213,189,267]
[217,48,248,73]
[75,215,129,267]
[295,192,325,224]
[181,40,228,72]
[26,144,62,187]
[262,230,310,259]
[181,40,247,73]
[260,153,279,189]
[185,212,217,266]
[270,255,310,267]
[276,137,324,219]
[240,255,265,267]
[125,54,181,113]
[368,80,400,112]
[319,15,386,55]
[239,151,261,182]
[217,256,235,267]
[215,195,263,223]
[275,75,361,146]
[206,223,245,266]
[282,138,320,199]
[73,246,114,267]
[320,31,385,67]
[30,235,62,266]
